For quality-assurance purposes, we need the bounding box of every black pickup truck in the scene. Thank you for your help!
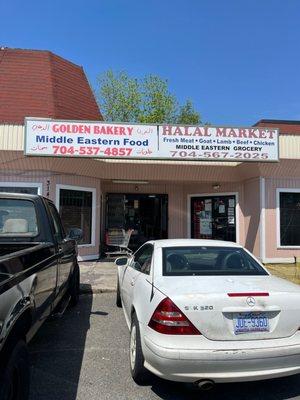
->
[0,193,82,400]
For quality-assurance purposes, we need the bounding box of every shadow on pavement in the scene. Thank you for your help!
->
[150,373,300,400]
[29,290,94,400]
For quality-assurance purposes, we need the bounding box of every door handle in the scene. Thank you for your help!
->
[130,279,135,286]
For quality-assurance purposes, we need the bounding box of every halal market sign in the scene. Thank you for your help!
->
[24,118,279,162]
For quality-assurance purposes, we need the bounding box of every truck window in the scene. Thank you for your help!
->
[0,199,38,237]
[48,203,65,243]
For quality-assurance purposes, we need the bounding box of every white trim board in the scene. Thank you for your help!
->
[276,188,300,249]
[0,181,43,195]
[56,184,97,247]
[187,192,240,244]
[264,257,295,264]
[259,177,266,262]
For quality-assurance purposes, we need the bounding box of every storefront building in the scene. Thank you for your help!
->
[1,48,300,263]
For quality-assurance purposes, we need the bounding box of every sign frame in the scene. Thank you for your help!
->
[24,117,280,163]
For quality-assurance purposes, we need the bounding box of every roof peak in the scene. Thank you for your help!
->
[0,48,102,124]
[0,47,82,69]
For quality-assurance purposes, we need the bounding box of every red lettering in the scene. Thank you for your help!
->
[204,126,211,136]
[174,126,183,135]
[84,125,91,134]
[228,129,237,138]
[258,129,267,138]
[162,125,172,135]
[52,124,59,133]
[216,128,227,137]
[269,130,276,139]
[248,129,258,138]
[238,129,248,138]
[193,127,203,136]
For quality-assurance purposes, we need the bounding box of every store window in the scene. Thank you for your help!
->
[279,191,300,246]
[58,187,94,245]
[0,184,40,194]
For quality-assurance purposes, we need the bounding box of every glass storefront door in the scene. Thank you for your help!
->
[191,195,236,242]
[106,193,168,250]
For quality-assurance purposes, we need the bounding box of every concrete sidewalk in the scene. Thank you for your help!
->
[79,260,117,294]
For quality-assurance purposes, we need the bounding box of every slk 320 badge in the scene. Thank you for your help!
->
[184,305,214,311]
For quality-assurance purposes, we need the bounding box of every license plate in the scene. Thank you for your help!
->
[233,312,269,334]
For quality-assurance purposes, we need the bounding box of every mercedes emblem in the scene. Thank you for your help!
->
[246,297,256,307]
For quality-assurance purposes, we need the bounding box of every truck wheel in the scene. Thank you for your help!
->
[69,264,80,307]
[129,314,149,385]
[116,279,122,308]
[0,340,30,400]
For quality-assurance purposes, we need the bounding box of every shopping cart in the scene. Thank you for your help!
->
[105,228,133,257]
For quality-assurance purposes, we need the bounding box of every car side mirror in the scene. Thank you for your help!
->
[115,257,128,266]
[68,228,83,241]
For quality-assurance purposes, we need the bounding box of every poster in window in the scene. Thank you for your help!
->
[199,207,212,235]
[205,199,212,211]
[229,199,235,208]
[219,204,225,214]
[228,208,234,216]
[200,219,212,235]
[228,217,235,225]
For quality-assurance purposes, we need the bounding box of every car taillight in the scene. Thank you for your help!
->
[148,297,201,335]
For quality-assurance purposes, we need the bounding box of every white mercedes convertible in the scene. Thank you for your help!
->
[115,239,300,389]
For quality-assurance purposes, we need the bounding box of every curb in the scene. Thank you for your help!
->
[80,286,116,294]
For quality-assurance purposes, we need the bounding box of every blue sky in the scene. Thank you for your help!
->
[2,0,300,125]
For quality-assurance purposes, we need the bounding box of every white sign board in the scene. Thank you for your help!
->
[158,125,279,162]
[25,120,158,158]
[25,119,279,162]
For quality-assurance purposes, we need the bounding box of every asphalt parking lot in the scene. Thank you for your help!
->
[29,293,300,400]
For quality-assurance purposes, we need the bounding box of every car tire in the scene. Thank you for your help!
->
[129,314,149,385]
[69,263,80,307]
[116,279,122,308]
[0,340,30,400]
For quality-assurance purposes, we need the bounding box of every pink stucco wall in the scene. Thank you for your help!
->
[4,169,300,262]
[243,178,260,258]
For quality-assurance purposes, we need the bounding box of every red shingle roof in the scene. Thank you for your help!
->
[254,119,300,135]
[0,48,103,124]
